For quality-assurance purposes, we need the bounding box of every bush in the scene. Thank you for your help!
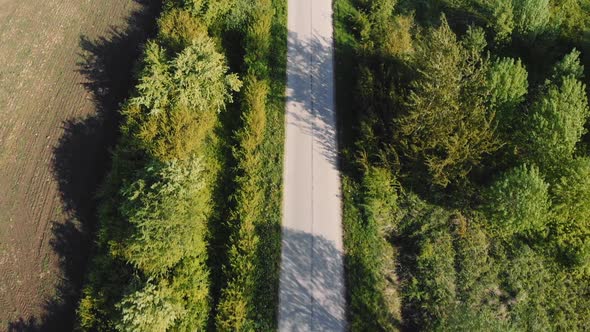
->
[128,37,241,161]
[398,196,457,330]
[345,168,401,331]
[551,157,590,268]
[484,165,550,237]
[158,9,207,52]
[214,0,282,329]
[215,77,269,331]
[488,0,515,43]
[116,281,185,332]
[117,159,208,276]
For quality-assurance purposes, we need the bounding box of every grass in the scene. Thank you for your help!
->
[249,0,287,327]
[212,0,287,329]
[251,0,287,325]
[334,0,403,330]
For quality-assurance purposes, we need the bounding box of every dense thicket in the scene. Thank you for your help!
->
[76,0,286,330]
[336,0,590,330]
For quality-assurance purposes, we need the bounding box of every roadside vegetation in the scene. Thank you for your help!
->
[76,0,286,330]
[215,0,286,330]
[335,0,590,330]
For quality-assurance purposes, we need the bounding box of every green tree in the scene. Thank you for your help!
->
[512,0,550,39]
[487,57,528,132]
[116,281,185,332]
[484,165,550,237]
[551,157,590,268]
[158,9,207,52]
[128,36,241,161]
[397,16,499,187]
[488,0,515,43]
[117,159,208,276]
[527,51,589,173]
[551,48,585,83]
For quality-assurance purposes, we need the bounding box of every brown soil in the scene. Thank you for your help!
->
[0,0,157,330]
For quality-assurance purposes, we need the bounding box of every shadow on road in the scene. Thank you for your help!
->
[286,31,340,170]
[279,228,346,332]
[7,1,158,331]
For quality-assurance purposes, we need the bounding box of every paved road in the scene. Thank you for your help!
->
[278,0,345,330]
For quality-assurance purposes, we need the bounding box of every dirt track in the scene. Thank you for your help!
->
[0,0,156,329]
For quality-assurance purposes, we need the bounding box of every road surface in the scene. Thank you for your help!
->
[279,0,346,330]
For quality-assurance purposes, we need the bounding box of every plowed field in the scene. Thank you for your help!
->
[0,0,156,330]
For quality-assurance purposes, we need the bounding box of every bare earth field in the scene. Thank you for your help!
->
[0,0,156,330]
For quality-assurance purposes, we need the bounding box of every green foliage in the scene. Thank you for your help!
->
[512,0,551,39]
[462,25,487,54]
[398,16,499,187]
[116,281,185,332]
[117,159,208,276]
[503,246,553,330]
[551,157,590,268]
[527,52,589,173]
[76,0,246,329]
[453,218,498,305]
[484,165,550,237]
[345,169,401,331]
[551,48,585,82]
[215,77,269,331]
[550,0,590,40]
[488,0,515,43]
[487,57,529,131]
[158,9,207,52]
[400,198,457,330]
[215,0,285,329]
[127,36,241,161]
[336,0,590,330]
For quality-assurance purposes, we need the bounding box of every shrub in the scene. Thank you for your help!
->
[398,196,457,330]
[215,77,269,331]
[116,281,185,332]
[551,48,585,83]
[488,0,515,43]
[551,157,590,268]
[484,165,550,237]
[158,9,207,52]
[128,37,241,161]
[346,168,400,331]
[215,0,278,329]
[77,2,241,330]
[117,159,208,276]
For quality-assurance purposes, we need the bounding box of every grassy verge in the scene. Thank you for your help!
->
[334,0,404,330]
[214,0,287,330]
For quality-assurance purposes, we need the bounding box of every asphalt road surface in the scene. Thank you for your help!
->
[278,0,346,330]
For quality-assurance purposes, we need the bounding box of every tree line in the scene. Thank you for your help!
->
[76,0,286,330]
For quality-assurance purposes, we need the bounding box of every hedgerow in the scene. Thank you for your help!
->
[215,0,286,329]
[76,1,244,330]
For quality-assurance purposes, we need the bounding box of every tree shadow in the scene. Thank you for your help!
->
[6,1,159,331]
[279,229,346,331]
[286,30,340,170]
